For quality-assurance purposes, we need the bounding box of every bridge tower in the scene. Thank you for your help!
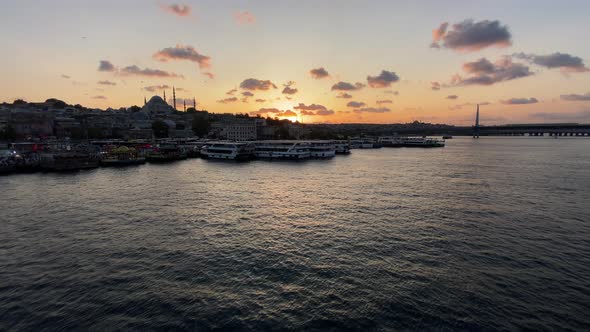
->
[473,104,480,138]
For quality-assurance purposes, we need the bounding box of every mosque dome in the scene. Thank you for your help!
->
[142,95,172,118]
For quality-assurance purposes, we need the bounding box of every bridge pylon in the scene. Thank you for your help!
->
[473,104,480,138]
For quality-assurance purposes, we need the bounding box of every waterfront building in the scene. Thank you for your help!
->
[221,119,257,141]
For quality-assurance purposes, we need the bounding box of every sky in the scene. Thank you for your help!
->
[1,0,590,125]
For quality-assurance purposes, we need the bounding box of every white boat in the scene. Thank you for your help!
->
[381,136,445,148]
[254,141,310,160]
[350,139,375,149]
[309,140,336,158]
[333,140,351,154]
[200,142,255,160]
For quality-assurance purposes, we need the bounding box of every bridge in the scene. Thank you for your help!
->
[473,105,590,137]
[476,123,590,136]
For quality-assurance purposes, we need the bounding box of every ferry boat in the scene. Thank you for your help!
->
[309,140,336,158]
[146,143,187,162]
[254,141,311,160]
[200,142,254,160]
[100,146,146,166]
[333,140,351,154]
[350,139,377,149]
[381,136,445,148]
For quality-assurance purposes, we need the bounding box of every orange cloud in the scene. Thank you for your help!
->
[234,11,256,25]
[160,4,191,17]
[153,45,211,69]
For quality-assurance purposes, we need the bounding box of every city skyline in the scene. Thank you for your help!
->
[2,0,590,125]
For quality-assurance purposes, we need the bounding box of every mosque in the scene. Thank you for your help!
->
[141,87,196,119]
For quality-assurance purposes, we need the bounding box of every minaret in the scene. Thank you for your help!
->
[144,96,147,105]
[183,100,186,112]
[163,90,166,104]
[473,104,480,138]
[173,86,177,110]
[193,97,196,109]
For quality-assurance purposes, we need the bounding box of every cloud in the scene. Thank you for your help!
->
[347,101,366,108]
[203,72,214,79]
[92,95,107,100]
[98,80,117,86]
[310,67,330,79]
[385,90,399,95]
[278,110,297,117]
[241,91,254,97]
[331,81,365,91]
[315,109,335,116]
[120,65,183,78]
[294,103,328,111]
[160,4,191,17]
[450,57,533,86]
[501,97,538,105]
[513,52,589,73]
[431,82,441,90]
[255,98,266,103]
[430,22,449,48]
[446,95,458,100]
[560,93,590,101]
[377,100,393,104]
[431,19,512,52]
[353,107,391,113]
[282,81,298,95]
[449,102,491,110]
[143,84,169,92]
[217,97,238,104]
[294,103,335,116]
[226,88,237,95]
[336,92,352,99]
[61,74,70,79]
[367,70,400,88]
[98,60,116,72]
[234,11,256,25]
[282,86,298,95]
[530,110,590,121]
[249,108,283,115]
[153,44,211,69]
[240,78,277,91]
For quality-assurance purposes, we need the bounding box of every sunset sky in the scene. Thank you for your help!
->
[1,0,590,125]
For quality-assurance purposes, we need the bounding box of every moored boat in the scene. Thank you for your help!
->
[100,146,146,166]
[309,140,336,158]
[381,136,445,148]
[146,143,187,162]
[201,142,254,160]
[333,140,351,154]
[254,141,310,160]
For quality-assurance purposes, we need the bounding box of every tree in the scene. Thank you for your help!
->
[192,114,210,137]
[46,98,67,109]
[152,120,169,138]
[128,105,142,112]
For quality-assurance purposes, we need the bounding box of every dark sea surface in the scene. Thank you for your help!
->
[1,137,590,331]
